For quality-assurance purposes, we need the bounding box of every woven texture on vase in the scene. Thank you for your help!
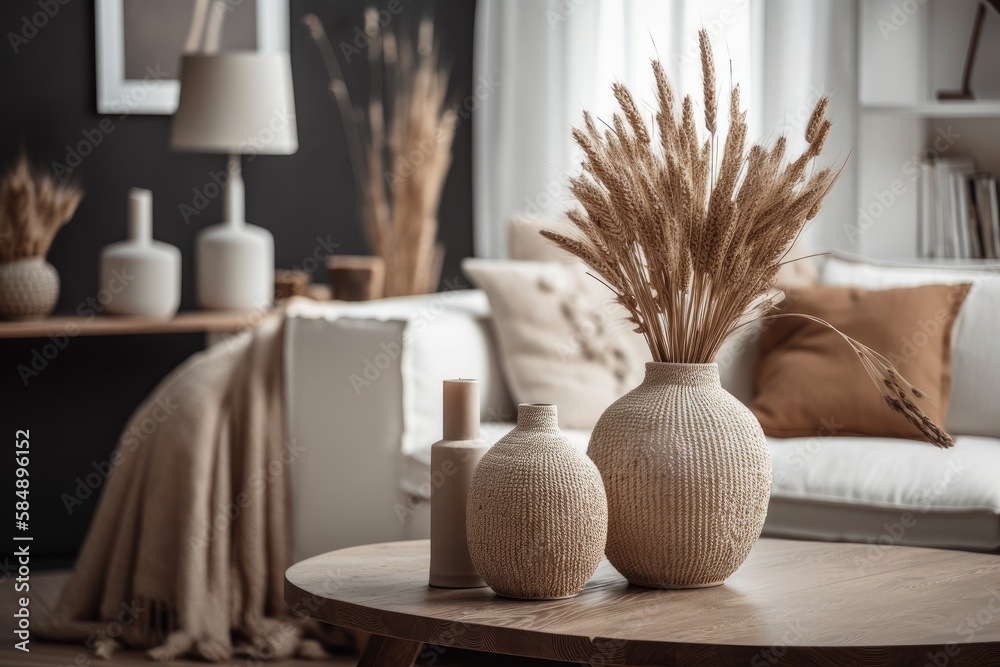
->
[588,362,771,588]
[466,404,608,599]
[0,258,59,320]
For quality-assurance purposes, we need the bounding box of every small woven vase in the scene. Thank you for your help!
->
[466,403,608,599]
[0,258,60,320]
[588,362,771,588]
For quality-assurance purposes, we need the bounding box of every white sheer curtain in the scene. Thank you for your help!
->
[472,0,856,258]
[761,0,857,253]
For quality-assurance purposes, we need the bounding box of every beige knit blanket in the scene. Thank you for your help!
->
[40,313,325,661]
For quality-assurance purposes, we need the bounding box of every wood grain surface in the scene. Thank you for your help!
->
[355,635,423,667]
[0,311,261,339]
[285,538,1000,666]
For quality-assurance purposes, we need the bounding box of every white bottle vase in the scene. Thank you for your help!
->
[100,188,181,319]
[196,159,274,310]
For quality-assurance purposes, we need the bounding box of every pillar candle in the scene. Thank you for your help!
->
[429,379,491,588]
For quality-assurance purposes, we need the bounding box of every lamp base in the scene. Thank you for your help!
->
[196,221,274,311]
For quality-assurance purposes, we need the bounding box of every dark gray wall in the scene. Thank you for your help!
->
[0,0,476,566]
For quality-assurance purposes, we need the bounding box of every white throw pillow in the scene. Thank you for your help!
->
[507,214,577,263]
[463,258,652,429]
[821,252,1000,438]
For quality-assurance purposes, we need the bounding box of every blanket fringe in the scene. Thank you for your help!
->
[196,638,232,662]
[134,596,175,647]
[297,638,330,660]
[93,636,120,660]
[147,630,195,662]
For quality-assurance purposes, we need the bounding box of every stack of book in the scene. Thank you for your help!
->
[918,158,1000,259]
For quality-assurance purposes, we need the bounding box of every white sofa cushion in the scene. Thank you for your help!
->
[766,434,1000,552]
[401,290,514,459]
[821,252,1000,438]
[285,300,414,560]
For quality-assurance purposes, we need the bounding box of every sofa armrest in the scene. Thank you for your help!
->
[283,291,512,560]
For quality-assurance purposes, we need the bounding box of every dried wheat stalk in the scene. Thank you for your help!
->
[0,152,83,263]
[304,11,454,297]
[543,30,954,448]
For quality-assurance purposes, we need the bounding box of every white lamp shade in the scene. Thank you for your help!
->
[170,52,298,155]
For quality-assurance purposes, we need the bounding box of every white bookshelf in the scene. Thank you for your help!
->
[856,0,1000,258]
[860,102,1000,119]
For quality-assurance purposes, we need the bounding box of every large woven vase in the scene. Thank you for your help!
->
[466,403,608,599]
[0,258,60,320]
[588,362,771,588]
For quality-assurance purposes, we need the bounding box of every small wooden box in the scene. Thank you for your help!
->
[326,255,386,301]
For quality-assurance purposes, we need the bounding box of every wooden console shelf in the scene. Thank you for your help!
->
[0,310,266,339]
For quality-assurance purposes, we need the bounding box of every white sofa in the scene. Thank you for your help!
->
[284,253,1000,562]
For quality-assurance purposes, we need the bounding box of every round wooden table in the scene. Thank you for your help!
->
[284,538,1000,666]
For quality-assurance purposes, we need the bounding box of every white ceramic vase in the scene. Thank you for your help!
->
[100,189,181,319]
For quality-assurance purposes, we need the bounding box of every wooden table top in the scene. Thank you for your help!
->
[285,538,1000,666]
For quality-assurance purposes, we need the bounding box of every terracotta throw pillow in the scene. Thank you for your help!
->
[751,283,971,443]
[463,258,651,429]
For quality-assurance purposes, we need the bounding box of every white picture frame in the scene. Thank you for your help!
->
[95,0,289,115]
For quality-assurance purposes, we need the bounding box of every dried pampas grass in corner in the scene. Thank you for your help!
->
[303,10,455,297]
[542,29,954,448]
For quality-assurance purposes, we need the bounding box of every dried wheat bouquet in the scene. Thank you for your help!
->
[0,152,83,263]
[542,30,954,448]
